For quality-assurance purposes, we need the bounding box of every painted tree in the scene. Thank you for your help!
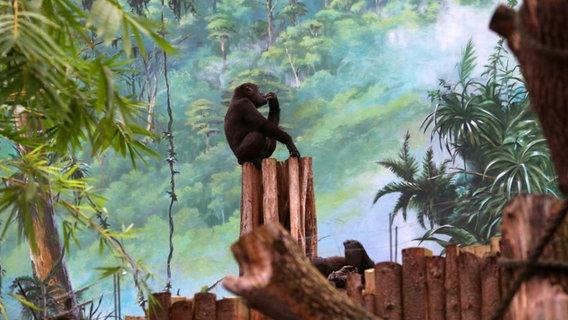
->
[207,13,236,70]
[185,99,224,152]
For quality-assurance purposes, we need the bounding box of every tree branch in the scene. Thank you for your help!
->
[223,223,381,320]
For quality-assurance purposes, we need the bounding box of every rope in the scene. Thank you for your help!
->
[489,202,568,320]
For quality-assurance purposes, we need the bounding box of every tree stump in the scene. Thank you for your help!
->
[240,157,317,258]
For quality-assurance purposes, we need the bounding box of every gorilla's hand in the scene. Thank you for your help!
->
[265,92,279,109]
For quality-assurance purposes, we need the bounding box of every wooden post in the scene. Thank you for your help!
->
[346,272,363,306]
[445,245,461,320]
[194,292,217,320]
[426,256,445,319]
[241,163,262,236]
[363,293,376,315]
[148,292,170,320]
[402,247,432,319]
[374,262,402,320]
[301,157,318,259]
[459,252,481,320]
[171,299,192,320]
[500,195,568,319]
[287,157,304,252]
[365,269,375,294]
[216,297,249,320]
[481,253,500,320]
[262,159,278,224]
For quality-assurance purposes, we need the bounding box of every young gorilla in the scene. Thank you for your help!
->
[224,82,300,168]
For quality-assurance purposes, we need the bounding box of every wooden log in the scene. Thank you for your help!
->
[490,237,500,254]
[363,293,376,315]
[445,245,461,320]
[346,272,363,306]
[365,269,375,294]
[481,253,500,320]
[301,157,318,259]
[374,262,402,320]
[287,157,304,253]
[216,297,249,320]
[262,158,279,224]
[459,252,481,320]
[171,299,192,320]
[276,160,290,227]
[426,256,445,320]
[194,292,216,320]
[125,317,145,320]
[402,247,432,320]
[148,292,170,320]
[499,195,568,320]
[241,163,262,236]
[223,223,380,320]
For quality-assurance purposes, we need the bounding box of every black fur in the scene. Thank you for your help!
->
[224,82,300,168]
[310,240,375,288]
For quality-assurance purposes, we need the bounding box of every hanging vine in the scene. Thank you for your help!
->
[160,0,177,293]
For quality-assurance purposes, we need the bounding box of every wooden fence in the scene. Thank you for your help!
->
[126,240,503,320]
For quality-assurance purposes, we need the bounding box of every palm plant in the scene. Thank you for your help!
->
[373,132,457,228]
[378,38,558,247]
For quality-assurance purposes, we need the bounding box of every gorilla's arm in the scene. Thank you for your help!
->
[266,92,280,125]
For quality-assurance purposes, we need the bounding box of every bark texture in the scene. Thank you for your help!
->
[500,195,568,319]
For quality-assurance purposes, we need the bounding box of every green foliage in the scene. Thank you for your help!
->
[377,39,558,246]
[374,132,457,228]
[0,0,175,316]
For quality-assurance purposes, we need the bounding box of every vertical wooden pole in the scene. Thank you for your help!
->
[262,158,279,224]
[490,237,500,254]
[171,299,192,320]
[216,297,250,320]
[459,252,481,320]
[445,245,461,320]
[277,160,290,227]
[364,269,375,294]
[241,163,262,236]
[363,293,376,315]
[481,253,500,320]
[148,292,170,320]
[402,247,432,320]
[194,292,217,320]
[301,157,318,259]
[347,272,363,306]
[426,256,445,319]
[287,157,304,253]
[374,262,402,320]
